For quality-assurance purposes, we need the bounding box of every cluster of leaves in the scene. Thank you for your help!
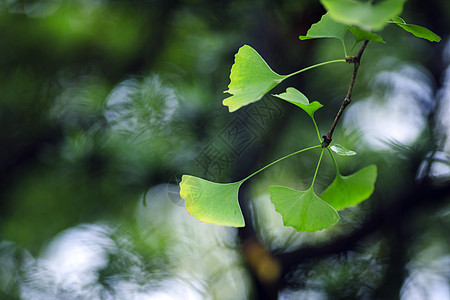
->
[179,0,440,232]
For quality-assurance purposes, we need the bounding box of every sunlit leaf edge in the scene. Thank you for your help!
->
[272,87,323,118]
[180,175,245,227]
[222,45,286,113]
[391,16,441,42]
[299,12,347,42]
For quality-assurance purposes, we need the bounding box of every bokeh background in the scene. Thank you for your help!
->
[0,0,449,299]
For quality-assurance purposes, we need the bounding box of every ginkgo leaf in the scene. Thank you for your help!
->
[180,175,245,227]
[223,45,287,113]
[299,12,347,42]
[391,16,441,42]
[330,144,357,156]
[320,165,377,210]
[269,186,340,232]
[272,87,323,118]
[348,26,384,43]
[320,0,407,31]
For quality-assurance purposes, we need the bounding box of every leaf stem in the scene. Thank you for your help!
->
[242,145,322,182]
[285,59,346,79]
[327,147,340,175]
[311,148,325,188]
[312,118,322,143]
[341,40,348,57]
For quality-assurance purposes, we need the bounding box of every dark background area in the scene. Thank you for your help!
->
[0,0,449,299]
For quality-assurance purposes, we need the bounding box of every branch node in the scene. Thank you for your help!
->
[345,56,359,63]
[322,135,331,148]
[343,97,351,106]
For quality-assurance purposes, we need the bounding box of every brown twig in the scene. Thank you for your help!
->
[322,40,369,148]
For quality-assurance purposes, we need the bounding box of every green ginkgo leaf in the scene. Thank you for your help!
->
[320,0,407,31]
[269,186,340,232]
[272,87,323,118]
[180,175,245,227]
[391,16,441,42]
[348,26,384,43]
[321,165,377,210]
[330,144,357,156]
[223,45,287,112]
[299,12,347,42]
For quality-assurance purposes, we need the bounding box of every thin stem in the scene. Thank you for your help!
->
[312,117,322,143]
[341,40,348,57]
[327,147,340,174]
[311,148,325,188]
[285,59,346,79]
[242,145,322,182]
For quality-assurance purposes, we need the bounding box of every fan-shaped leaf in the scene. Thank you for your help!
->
[391,16,441,42]
[269,186,339,232]
[299,12,347,42]
[321,165,377,210]
[320,0,407,31]
[223,45,287,112]
[180,175,245,227]
[330,144,357,156]
[272,87,323,118]
[348,26,384,43]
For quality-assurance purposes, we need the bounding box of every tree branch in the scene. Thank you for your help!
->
[322,40,369,147]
